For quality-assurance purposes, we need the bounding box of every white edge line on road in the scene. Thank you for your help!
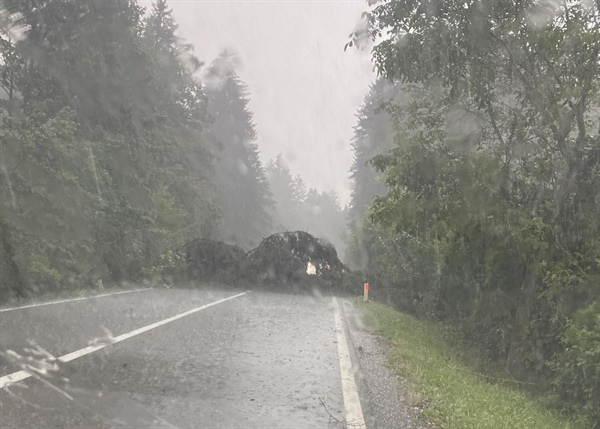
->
[0,291,248,389]
[333,297,366,429]
[0,288,153,313]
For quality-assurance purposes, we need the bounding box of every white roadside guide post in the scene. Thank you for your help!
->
[363,282,369,302]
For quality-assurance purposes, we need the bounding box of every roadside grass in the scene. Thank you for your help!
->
[360,301,590,429]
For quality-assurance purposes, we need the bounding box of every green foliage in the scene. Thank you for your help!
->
[550,302,600,424]
[1,108,99,295]
[143,249,186,287]
[0,33,24,117]
[0,0,249,301]
[348,78,406,229]
[348,0,600,422]
[94,197,151,282]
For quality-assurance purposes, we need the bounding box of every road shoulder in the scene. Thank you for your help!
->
[341,299,437,429]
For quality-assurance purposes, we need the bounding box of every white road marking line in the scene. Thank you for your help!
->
[0,288,152,313]
[333,297,366,428]
[0,292,248,389]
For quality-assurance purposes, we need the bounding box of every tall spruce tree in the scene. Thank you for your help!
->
[206,58,272,249]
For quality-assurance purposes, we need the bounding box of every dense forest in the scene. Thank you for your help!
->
[0,0,347,300]
[346,0,599,424]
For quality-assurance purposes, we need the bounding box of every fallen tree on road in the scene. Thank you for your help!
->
[183,239,246,285]
[245,231,348,285]
[178,231,359,293]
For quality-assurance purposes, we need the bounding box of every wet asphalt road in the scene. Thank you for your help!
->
[0,288,424,429]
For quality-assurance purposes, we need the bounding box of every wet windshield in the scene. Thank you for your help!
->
[0,1,599,428]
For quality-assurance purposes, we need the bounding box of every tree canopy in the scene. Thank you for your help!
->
[0,0,279,299]
[348,0,600,424]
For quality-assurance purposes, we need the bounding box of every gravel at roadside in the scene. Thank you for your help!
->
[341,299,438,429]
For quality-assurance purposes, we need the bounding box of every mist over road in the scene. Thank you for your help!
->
[0,288,378,428]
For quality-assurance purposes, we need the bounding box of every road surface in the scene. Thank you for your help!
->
[0,288,425,429]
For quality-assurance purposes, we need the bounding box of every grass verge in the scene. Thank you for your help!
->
[360,301,590,429]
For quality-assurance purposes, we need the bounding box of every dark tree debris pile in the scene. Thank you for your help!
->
[183,239,246,285]
[246,231,347,282]
[182,231,358,292]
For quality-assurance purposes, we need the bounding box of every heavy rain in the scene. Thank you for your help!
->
[0,1,599,428]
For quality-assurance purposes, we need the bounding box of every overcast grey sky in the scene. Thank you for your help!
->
[164,0,375,205]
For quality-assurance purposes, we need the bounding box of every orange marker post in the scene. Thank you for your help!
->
[363,282,369,302]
